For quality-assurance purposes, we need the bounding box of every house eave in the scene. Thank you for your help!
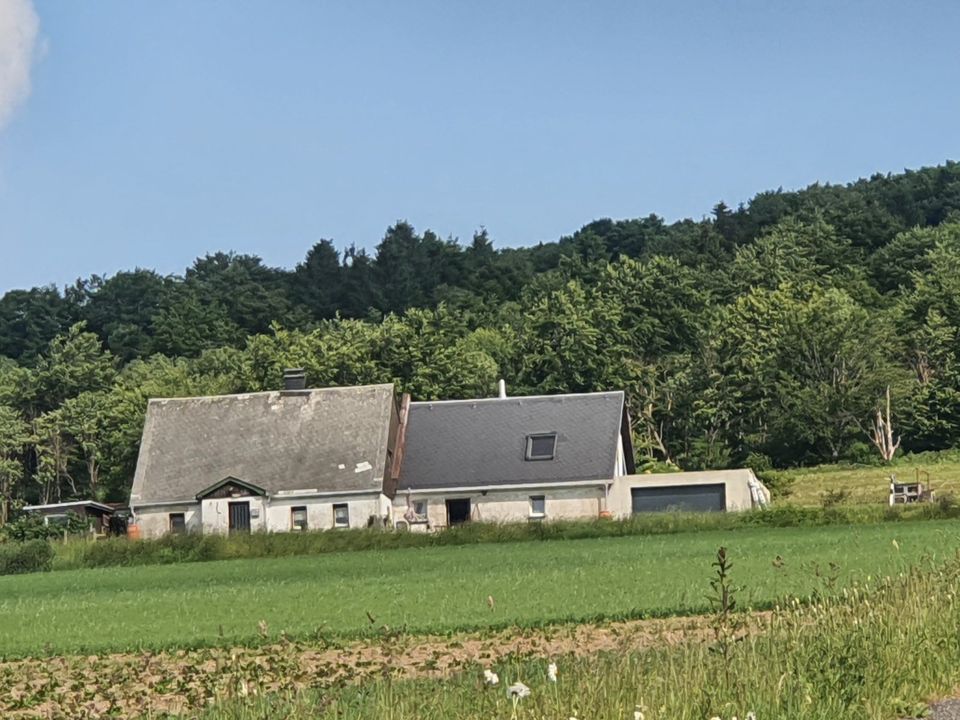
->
[398,479,612,495]
[132,487,385,511]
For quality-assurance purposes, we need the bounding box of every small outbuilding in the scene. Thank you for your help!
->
[22,500,115,535]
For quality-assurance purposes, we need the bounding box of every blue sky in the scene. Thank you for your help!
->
[0,1,958,292]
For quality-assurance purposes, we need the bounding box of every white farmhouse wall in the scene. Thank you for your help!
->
[199,496,268,534]
[265,494,386,532]
[134,493,391,538]
[393,485,607,529]
[135,503,201,538]
[614,434,628,477]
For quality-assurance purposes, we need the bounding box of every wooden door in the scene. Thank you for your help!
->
[228,501,251,532]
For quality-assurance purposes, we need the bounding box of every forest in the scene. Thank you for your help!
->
[2,161,960,510]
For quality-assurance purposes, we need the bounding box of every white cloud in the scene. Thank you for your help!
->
[0,0,39,130]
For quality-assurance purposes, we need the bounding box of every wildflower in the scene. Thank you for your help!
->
[634,707,645,720]
[483,669,499,686]
[547,662,558,682]
[746,713,757,720]
[507,681,531,699]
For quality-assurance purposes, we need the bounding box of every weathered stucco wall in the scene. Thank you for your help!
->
[135,504,201,538]
[264,494,386,532]
[134,493,391,538]
[393,485,607,529]
[199,496,268,534]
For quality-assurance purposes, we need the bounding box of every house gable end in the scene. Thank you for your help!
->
[196,476,267,501]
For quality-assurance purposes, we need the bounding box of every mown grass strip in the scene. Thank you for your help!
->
[38,500,960,574]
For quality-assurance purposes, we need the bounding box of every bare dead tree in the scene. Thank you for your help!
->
[869,385,901,462]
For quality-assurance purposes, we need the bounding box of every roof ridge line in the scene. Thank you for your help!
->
[147,383,396,404]
[410,390,624,406]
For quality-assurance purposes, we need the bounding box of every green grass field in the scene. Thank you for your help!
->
[772,450,960,505]
[2,519,959,658]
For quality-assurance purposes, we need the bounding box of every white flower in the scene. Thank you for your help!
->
[746,713,757,720]
[634,708,645,720]
[507,681,531,699]
[547,662,558,682]
[483,669,499,686]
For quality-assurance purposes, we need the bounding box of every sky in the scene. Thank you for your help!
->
[0,1,958,293]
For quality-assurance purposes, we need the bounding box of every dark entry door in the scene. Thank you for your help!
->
[228,501,251,532]
[631,484,726,514]
[445,498,471,525]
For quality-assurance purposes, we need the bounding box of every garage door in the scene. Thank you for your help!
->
[631,484,726,513]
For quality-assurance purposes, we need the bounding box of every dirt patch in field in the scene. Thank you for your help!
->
[0,613,768,718]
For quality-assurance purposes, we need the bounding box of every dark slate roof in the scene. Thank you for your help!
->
[397,391,627,491]
[130,384,396,505]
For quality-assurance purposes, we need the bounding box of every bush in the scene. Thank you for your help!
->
[1,511,91,542]
[821,488,851,508]
[0,539,55,575]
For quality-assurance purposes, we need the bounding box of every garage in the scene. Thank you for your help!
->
[631,483,726,513]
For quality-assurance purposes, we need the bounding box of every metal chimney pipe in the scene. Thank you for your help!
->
[498,379,507,399]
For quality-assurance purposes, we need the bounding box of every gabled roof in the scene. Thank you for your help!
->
[130,384,396,506]
[195,476,267,500]
[397,391,632,491]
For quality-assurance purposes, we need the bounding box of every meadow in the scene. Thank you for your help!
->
[2,519,959,658]
[771,449,960,506]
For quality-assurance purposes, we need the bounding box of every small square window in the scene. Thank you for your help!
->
[525,433,557,461]
[529,495,545,517]
[412,500,427,519]
[169,513,186,534]
[333,503,349,528]
[291,506,308,531]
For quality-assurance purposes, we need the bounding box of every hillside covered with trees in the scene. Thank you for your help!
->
[3,162,960,510]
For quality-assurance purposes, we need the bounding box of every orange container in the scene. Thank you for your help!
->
[126,524,141,540]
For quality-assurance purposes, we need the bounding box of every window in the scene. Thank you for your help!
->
[291,506,308,531]
[529,495,546,518]
[333,503,349,528]
[412,500,427,519]
[169,513,186,534]
[525,433,557,461]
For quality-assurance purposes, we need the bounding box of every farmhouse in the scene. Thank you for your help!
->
[393,386,636,528]
[129,373,769,537]
[129,372,407,539]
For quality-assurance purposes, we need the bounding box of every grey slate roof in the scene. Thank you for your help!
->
[397,391,628,491]
[130,384,396,506]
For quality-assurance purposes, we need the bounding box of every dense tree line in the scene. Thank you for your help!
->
[2,162,960,509]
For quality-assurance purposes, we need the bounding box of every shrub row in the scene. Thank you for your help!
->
[0,539,55,575]
[38,499,960,573]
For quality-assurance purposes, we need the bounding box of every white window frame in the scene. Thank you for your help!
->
[333,503,349,528]
[291,506,308,531]
[412,500,427,520]
[529,495,546,518]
